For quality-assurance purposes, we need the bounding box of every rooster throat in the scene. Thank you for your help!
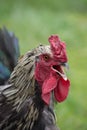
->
[51,65,67,81]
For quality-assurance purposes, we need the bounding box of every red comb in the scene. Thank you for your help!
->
[48,35,68,63]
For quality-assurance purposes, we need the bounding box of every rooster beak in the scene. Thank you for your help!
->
[51,62,69,81]
[61,62,69,71]
[59,62,69,80]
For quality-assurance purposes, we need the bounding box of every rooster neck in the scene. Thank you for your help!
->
[34,80,44,107]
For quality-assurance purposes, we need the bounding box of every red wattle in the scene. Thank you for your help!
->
[42,74,57,104]
[54,77,70,102]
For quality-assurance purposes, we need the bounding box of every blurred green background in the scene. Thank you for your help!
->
[0,0,87,129]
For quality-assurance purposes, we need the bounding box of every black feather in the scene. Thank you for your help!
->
[32,106,59,130]
[0,27,20,85]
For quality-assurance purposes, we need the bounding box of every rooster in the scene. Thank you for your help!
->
[0,27,20,85]
[0,35,70,130]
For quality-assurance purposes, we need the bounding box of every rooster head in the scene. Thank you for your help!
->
[35,35,70,104]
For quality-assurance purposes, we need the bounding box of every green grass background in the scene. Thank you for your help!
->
[0,0,87,129]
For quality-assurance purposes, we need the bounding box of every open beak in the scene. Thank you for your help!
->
[52,63,69,81]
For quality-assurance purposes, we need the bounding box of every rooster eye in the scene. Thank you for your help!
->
[43,55,50,61]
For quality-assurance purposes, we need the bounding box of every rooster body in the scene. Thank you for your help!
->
[0,35,70,130]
